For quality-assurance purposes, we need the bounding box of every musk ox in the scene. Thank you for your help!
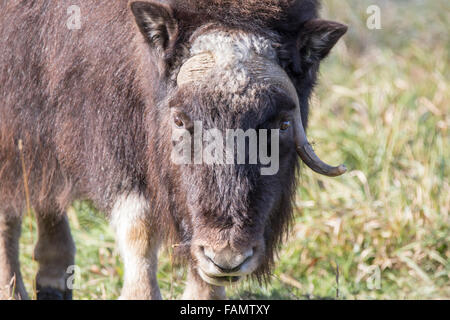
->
[0,0,347,300]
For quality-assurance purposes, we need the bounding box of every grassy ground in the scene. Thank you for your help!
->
[18,0,449,299]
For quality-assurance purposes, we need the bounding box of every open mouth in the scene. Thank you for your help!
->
[198,269,242,286]
[211,275,241,283]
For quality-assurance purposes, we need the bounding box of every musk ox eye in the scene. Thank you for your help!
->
[280,120,291,131]
[174,116,184,128]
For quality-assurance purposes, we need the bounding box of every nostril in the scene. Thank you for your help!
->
[245,248,255,259]
[201,245,215,262]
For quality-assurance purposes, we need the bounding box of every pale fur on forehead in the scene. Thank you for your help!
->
[190,30,278,67]
[179,30,280,93]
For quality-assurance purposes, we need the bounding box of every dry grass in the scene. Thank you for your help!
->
[18,0,449,299]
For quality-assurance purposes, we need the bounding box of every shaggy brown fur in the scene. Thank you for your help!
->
[0,0,346,299]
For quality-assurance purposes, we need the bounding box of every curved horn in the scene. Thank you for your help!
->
[293,110,347,177]
[251,57,347,177]
[177,51,216,86]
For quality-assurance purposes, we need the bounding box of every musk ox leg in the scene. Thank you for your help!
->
[182,267,226,300]
[34,213,76,300]
[0,210,28,300]
[111,193,162,300]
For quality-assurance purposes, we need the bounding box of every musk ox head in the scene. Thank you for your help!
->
[131,0,347,286]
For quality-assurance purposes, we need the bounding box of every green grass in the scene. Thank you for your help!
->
[19,0,449,299]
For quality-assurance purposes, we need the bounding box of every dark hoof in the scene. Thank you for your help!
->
[37,286,72,300]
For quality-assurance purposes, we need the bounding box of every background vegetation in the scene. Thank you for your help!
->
[19,0,449,299]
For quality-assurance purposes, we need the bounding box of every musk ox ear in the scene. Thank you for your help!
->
[130,1,178,54]
[300,19,348,61]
